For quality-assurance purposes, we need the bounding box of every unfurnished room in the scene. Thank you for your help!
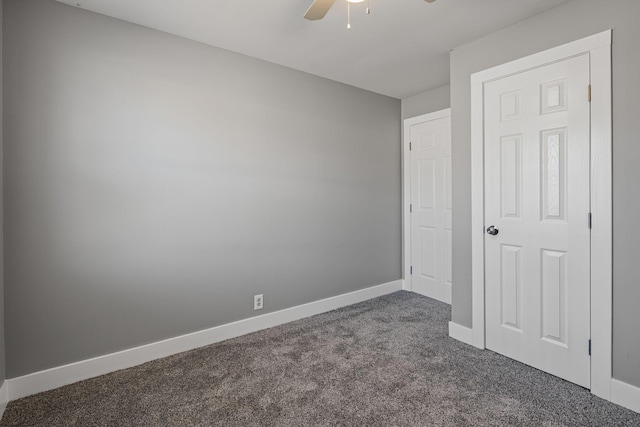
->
[0,0,638,425]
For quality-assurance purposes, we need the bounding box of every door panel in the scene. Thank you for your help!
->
[484,54,591,388]
[410,114,452,304]
[541,249,567,345]
[500,135,522,218]
[500,244,522,331]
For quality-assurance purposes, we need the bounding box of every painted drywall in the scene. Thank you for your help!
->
[3,0,401,378]
[0,0,5,385]
[401,85,450,121]
[450,0,640,387]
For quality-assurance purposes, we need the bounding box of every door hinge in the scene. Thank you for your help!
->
[588,213,592,229]
[588,85,592,102]
[409,142,412,151]
[588,339,592,356]
[410,266,413,275]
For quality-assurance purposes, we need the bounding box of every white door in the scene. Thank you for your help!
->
[484,54,591,387]
[410,113,452,304]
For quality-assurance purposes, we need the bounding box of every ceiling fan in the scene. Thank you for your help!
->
[304,0,437,21]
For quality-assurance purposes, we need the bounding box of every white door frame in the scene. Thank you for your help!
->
[402,108,452,295]
[470,30,612,399]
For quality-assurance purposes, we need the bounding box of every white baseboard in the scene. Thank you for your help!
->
[6,280,402,401]
[0,381,8,420]
[448,321,474,346]
[611,378,640,414]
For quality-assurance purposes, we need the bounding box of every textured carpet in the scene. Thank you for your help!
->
[2,291,640,426]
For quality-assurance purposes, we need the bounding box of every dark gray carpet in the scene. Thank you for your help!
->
[2,291,639,426]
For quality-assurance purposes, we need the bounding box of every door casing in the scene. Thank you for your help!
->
[470,30,612,399]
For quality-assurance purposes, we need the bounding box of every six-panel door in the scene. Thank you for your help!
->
[483,54,591,388]
[410,115,452,304]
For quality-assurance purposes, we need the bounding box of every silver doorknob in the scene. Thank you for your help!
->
[486,226,499,236]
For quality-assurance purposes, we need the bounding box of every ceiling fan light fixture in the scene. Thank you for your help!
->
[346,0,368,29]
[305,0,434,27]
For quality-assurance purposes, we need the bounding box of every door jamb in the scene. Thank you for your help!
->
[402,109,452,293]
[470,30,612,399]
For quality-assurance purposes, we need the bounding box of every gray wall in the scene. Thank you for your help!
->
[401,85,450,121]
[3,0,401,378]
[0,0,5,385]
[450,0,640,387]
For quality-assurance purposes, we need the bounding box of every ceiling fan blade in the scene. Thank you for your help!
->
[304,0,337,20]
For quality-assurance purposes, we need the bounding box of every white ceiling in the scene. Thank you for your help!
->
[56,0,569,99]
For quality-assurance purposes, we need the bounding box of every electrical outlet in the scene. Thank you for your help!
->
[254,294,264,311]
